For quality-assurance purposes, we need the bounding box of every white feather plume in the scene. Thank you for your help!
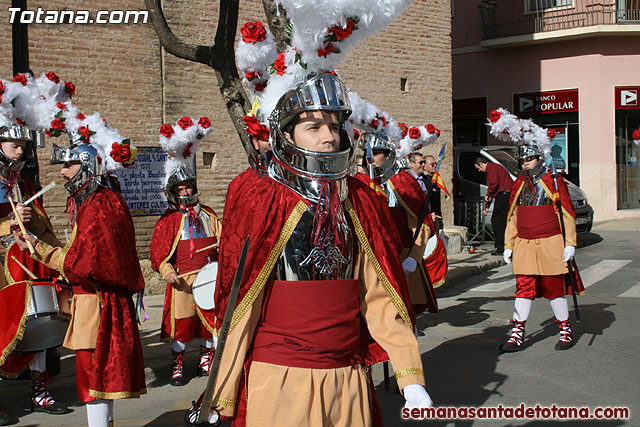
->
[159,116,213,185]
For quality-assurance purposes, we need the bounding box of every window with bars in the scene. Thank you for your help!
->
[528,0,573,12]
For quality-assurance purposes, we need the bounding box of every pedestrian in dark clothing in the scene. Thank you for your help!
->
[474,156,513,255]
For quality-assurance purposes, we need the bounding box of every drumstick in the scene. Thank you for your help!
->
[195,242,219,253]
[21,181,56,206]
[8,198,35,255]
[11,256,38,279]
[176,267,204,279]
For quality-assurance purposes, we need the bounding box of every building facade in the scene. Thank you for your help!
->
[1,0,453,258]
[453,0,640,220]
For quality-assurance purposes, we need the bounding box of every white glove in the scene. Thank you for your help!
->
[403,384,433,409]
[563,245,576,262]
[503,249,512,264]
[402,257,418,274]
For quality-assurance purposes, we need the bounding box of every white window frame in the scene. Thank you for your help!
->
[525,0,574,14]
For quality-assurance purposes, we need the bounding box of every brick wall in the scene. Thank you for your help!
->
[0,0,452,259]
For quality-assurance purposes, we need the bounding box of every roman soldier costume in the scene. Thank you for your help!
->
[193,2,434,424]
[0,74,73,416]
[488,108,585,352]
[150,116,220,385]
[13,76,145,426]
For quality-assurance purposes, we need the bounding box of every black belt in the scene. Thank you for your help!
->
[496,191,511,196]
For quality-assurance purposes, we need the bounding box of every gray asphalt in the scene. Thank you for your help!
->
[2,221,638,426]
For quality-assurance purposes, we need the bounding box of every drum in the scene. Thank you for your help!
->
[14,279,72,352]
[192,262,218,310]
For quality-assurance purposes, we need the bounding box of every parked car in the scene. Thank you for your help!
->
[453,146,594,238]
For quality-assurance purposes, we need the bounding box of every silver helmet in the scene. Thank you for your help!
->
[0,124,32,185]
[164,164,199,209]
[357,131,399,184]
[515,143,543,161]
[51,142,105,203]
[268,73,355,202]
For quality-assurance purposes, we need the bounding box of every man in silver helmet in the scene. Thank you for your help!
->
[16,138,146,427]
[204,73,432,426]
[0,124,71,418]
[501,142,584,352]
[150,164,221,386]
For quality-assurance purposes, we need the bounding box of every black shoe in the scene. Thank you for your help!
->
[498,342,522,352]
[170,375,186,386]
[491,249,503,256]
[0,410,13,426]
[31,400,73,415]
[555,340,575,350]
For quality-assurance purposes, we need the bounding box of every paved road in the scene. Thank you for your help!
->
[2,229,638,426]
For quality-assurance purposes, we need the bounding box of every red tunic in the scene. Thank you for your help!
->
[59,188,146,399]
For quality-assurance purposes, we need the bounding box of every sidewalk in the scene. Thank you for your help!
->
[444,242,505,288]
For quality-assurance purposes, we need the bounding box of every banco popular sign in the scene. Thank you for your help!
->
[514,89,579,115]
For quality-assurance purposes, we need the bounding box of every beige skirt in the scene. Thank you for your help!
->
[246,361,372,427]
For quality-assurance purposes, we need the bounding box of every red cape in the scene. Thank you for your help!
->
[62,188,146,399]
[223,168,261,223]
[212,175,416,364]
[150,204,219,334]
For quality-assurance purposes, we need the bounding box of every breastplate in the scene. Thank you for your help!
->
[181,208,212,239]
[275,204,354,281]
[518,179,551,207]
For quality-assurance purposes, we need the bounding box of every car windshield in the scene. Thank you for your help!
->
[489,149,521,177]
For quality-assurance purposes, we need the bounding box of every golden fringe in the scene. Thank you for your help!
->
[344,199,412,328]
[89,388,147,400]
[230,200,308,332]
[0,283,32,367]
[58,225,78,282]
[394,367,424,379]
[196,306,217,336]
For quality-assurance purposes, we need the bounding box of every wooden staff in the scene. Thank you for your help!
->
[11,256,37,280]
[176,267,204,279]
[195,242,219,253]
[8,198,35,255]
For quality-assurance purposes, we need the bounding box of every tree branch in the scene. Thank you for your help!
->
[262,0,290,52]
[144,0,212,65]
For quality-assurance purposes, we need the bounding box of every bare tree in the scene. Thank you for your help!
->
[144,0,288,147]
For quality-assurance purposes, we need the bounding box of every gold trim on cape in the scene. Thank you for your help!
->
[58,225,78,282]
[229,200,308,332]
[0,282,32,367]
[394,367,424,379]
[89,388,147,400]
[344,199,413,328]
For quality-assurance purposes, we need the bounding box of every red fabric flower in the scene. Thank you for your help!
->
[329,18,355,41]
[241,21,267,43]
[273,53,286,76]
[245,70,259,81]
[0,95,3,105]
[408,127,421,139]
[353,129,360,140]
[380,116,388,127]
[16,118,24,125]
[254,81,267,92]
[45,130,53,137]
[77,113,86,120]
[426,124,436,134]
[632,129,640,141]
[110,142,130,163]
[370,118,379,129]
[198,117,211,129]
[13,74,28,86]
[177,116,194,130]
[317,43,337,58]
[64,81,75,98]
[436,128,441,137]
[489,110,501,123]
[160,124,174,138]
[242,115,269,141]
[0,81,5,96]
[56,102,67,110]
[51,118,65,131]
[79,126,91,140]
[399,123,408,138]
[547,129,556,140]
[46,72,60,83]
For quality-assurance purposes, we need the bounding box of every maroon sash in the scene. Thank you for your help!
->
[175,236,218,273]
[252,279,362,369]
[516,205,561,239]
